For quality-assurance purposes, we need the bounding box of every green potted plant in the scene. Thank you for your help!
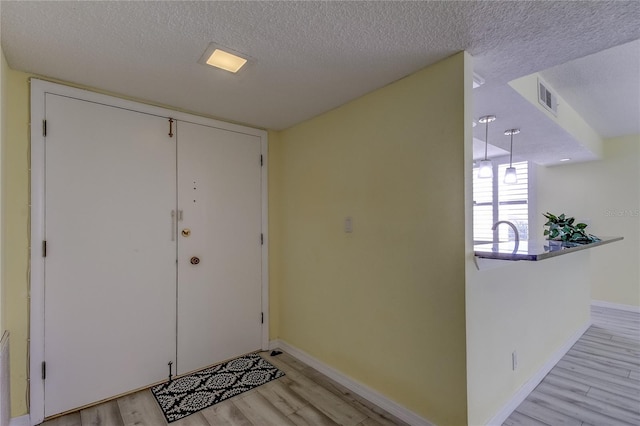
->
[543,212,600,244]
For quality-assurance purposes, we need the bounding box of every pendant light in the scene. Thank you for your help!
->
[478,115,496,178]
[504,128,520,184]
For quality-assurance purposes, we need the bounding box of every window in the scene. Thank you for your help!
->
[473,160,529,243]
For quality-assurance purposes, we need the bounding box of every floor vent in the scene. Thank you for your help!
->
[538,77,558,116]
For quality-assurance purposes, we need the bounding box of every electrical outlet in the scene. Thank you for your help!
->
[512,351,518,371]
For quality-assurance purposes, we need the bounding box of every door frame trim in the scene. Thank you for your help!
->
[29,79,269,425]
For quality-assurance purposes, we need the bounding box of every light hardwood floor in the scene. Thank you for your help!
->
[504,305,640,426]
[38,305,640,426]
[39,351,409,426]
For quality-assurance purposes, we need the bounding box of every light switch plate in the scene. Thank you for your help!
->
[344,216,353,233]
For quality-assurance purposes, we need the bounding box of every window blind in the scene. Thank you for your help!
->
[473,161,529,243]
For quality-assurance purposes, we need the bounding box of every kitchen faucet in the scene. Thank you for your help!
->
[492,221,520,244]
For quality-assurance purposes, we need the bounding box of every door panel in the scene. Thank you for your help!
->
[177,122,262,374]
[44,95,177,416]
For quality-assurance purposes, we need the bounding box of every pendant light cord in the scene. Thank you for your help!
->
[484,120,489,160]
[509,132,513,167]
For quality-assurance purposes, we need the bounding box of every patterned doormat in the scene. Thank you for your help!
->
[151,353,285,422]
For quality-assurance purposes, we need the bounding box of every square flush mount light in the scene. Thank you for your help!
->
[199,43,248,73]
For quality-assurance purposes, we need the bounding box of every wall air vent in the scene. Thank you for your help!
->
[473,72,485,89]
[537,77,558,117]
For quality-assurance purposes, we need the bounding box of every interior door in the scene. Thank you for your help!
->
[176,121,263,374]
[44,94,177,416]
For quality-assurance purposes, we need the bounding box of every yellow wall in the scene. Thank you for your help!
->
[536,135,640,307]
[1,46,7,333]
[7,48,628,424]
[4,54,472,421]
[270,53,469,425]
[465,252,591,424]
[465,73,628,425]
[4,68,30,417]
[464,136,637,424]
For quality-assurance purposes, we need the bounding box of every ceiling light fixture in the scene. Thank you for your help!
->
[560,158,571,162]
[206,49,247,73]
[199,43,248,74]
[478,115,496,178]
[504,128,520,184]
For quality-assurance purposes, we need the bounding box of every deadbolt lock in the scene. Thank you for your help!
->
[190,256,200,265]
[181,228,191,237]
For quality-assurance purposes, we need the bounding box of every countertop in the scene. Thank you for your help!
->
[474,236,624,261]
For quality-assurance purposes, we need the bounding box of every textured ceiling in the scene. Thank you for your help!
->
[2,1,639,164]
[540,39,640,139]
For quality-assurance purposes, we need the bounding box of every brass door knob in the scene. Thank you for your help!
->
[182,228,191,237]
[190,256,200,265]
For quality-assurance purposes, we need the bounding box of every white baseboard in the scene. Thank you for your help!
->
[9,415,30,426]
[592,300,640,313]
[485,320,591,426]
[269,339,435,426]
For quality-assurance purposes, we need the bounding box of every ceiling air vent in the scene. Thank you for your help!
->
[538,77,558,116]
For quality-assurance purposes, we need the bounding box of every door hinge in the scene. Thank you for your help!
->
[41,361,46,380]
[42,120,47,137]
[261,312,264,324]
[261,233,264,245]
[42,240,47,257]
[260,155,263,166]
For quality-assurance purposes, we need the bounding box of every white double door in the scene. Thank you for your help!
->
[43,94,262,417]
